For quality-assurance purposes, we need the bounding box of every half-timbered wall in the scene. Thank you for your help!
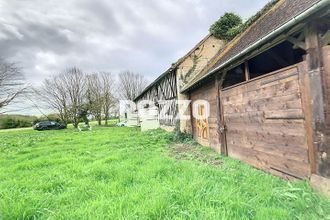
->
[136,70,178,127]
[221,63,311,179]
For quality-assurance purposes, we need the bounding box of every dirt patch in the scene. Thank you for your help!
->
[168,143,223,167]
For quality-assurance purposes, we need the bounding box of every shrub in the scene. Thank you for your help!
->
[0,116,34,129]
[209,12,242,41]
[210,1,280,41]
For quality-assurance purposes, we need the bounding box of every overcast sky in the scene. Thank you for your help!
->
[0,0,270,85]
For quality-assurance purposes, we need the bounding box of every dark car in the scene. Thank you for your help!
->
[33,121,67,131]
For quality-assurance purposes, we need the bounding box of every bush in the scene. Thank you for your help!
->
[0,116,35,129]
[210,1,279,41]
[209,12,242,41]
[0,114,64,129]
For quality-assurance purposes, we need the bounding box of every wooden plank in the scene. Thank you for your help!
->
[222,75,299,99]
[223,80,300,105]
[226,139,309,163]
[223,93,303,114]
[227,144,311,179]
[226,129,307,150]
[264,109,304,120]
[226,119,306,136]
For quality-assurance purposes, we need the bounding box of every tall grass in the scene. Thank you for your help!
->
[0,127,329,219]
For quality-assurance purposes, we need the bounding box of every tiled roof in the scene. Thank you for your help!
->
[182,0,324,92]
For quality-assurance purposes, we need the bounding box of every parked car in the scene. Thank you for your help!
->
[33,121,67,131]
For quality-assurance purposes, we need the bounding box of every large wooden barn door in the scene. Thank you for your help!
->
[221,64,311,179]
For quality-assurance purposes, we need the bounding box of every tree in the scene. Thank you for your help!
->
[118,71,148,101]
[38,69,117,128]
[209,12,242,41]
[0,59,26,111]
[38,74,70,124]
[62,67,86,128]
[39,67,86,128]
[101,72,117,125]
[86,73,104,125]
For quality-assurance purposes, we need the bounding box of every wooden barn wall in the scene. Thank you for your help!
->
[321,45,330,177]
[221,64,311,179]
[190,80,220,151]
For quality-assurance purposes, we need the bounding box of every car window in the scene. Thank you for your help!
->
[50,122,56,125]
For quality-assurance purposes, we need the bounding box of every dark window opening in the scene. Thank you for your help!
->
[248,40,306,79]
[222,64,245,88]
[221,35,306,89]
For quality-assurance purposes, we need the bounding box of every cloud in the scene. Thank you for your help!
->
[0,0,269,87]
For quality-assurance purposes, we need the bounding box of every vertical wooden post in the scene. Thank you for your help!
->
[215,74,222,153]
[189,93,195,138]
[298,62,316,175]
[216,73,228,156]
[244,61,250,81]
[304,23,328,177]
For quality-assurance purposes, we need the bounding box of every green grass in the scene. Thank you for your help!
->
[0,127,329,219]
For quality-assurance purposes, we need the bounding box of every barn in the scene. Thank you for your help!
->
[134,34,224,131]
[180,0,330,181]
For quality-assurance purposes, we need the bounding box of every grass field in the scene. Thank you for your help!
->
[0,126,329,219]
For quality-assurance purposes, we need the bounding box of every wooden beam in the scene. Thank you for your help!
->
[189,93,195,138]
[215,74,222,153]
[290,31,306,49]
[244,61,250,81]
[304,23,327,177]
[321,30,330,46]
[219,72,228,156]
[288,36,307,50]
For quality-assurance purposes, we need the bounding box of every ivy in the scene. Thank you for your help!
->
[180,54,199,84]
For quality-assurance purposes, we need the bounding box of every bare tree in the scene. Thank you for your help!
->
[38,68,118,128]
[38,67,86,128]
[62,67,86,128]
[118,71,148,100]
[101,72,117,125]
[86,73,103,125]
[0,59,26,111]
[38,74,69,124]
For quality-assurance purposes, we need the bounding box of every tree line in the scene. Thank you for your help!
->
[0,59,148,128]
[37,68,149,128]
